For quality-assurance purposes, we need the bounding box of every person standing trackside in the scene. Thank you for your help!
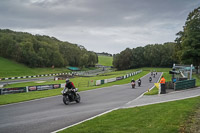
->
[160,76,166,94]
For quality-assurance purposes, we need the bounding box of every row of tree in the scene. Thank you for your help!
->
[113,42,177,70]
[0,29,98,68]
[113,6,200,73]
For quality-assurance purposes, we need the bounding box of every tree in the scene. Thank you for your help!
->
[176,6,200,73]
[0,29,98,68]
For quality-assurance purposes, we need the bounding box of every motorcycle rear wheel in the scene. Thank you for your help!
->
[63,95,70,105]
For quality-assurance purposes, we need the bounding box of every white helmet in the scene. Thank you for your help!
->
[66,78,70,82]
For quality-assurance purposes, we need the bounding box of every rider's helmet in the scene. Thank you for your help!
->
[66,78,70,83]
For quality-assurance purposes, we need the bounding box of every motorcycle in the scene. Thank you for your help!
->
[149,77,152,83]
[131,82,135,88]
[138,81,141,87]
[61,87,81,105]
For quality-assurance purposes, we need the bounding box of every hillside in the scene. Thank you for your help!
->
[98,55,113,66]
[0,29,98,68]
[0,57,69,78]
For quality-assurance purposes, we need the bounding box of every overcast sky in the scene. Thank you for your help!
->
[0,0,199,54]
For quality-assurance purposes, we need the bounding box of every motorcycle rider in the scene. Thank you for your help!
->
[131,78,135,88]
[65,78,77,98]
[131,78,135,83]
[149,76,152,83]
[138,78,141,86]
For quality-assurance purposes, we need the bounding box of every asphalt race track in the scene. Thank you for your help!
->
[0,72,162,133]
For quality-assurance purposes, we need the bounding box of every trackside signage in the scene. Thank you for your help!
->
[0,87,26,95]
[0,84,61,95]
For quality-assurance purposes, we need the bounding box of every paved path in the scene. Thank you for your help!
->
[0,72,162,133]
[123,87,200,108]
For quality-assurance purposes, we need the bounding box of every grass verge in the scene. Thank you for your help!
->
[59,96,200,133]
[144,86,158,95]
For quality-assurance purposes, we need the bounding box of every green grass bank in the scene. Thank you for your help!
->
[0,57,70,78]
[98,55,113,66]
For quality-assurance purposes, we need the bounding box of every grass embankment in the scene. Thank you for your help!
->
[60,96,200,133]
[98,55,113,66]
[0,69,147,105]
[0,57,70,78]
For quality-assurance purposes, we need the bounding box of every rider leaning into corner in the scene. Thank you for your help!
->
[65,78,77,96]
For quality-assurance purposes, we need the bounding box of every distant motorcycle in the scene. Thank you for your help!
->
[138,80,141,87]
[61,87,80,105]
[131,82,135,88]
[149,77,152,83]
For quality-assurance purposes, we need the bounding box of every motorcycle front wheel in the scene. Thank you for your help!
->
[63,95,70,105]
[75,93,81,103]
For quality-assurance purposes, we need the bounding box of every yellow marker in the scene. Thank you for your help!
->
[154,83,160,89]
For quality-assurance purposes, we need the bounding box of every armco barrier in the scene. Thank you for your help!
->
[95,70,142,86]
[0,72,79,81]
[107,78,116,83]
[96,80,101,86]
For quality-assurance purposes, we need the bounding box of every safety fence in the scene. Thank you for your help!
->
[0,84,61,95]
[0,68,107,81]
[0,72,76,81]
[95,70,142,86]
[0,70,142,95]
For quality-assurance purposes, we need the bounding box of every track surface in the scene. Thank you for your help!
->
[0,72,162,133]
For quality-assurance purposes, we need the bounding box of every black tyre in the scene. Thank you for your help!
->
[63,95,70,105]
[75,93,81,103]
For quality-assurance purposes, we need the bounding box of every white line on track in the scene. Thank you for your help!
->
[51,107,119,133]
[123,94,200,109]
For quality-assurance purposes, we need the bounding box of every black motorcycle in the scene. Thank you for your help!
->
[138,80,141,87]
[61,87,80,105]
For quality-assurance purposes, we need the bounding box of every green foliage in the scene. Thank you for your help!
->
[175,6,200,72]
[113,43,177,70]
[0,29,98,68]
[0,57,70,78]
[98,55,113,66]
[60,96,200,133]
